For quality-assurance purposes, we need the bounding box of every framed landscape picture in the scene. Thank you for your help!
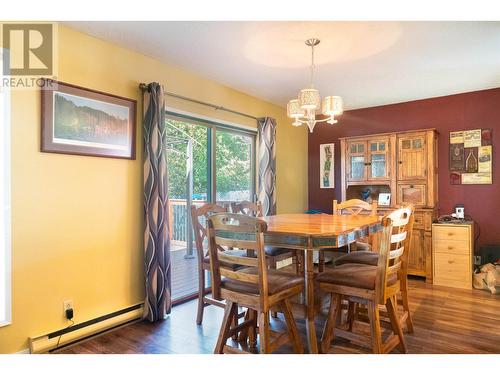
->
[320,143,334,188]
[41,80,136,159]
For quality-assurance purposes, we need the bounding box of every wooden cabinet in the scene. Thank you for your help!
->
[408,227,425,275]
[397,183,427,206]
[432,223,474,289]
[346,140,367,181]
[346,136,391,183]
[368,138,391,180]
[340,129,438,281]
[397,133,427,180]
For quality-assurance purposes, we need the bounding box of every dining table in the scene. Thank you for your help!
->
[261,213,383,354]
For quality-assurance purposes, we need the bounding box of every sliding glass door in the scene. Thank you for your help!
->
[166,113,256,303]
[215,128,254,205]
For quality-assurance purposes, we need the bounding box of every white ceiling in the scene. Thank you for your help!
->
[64,21,500,110]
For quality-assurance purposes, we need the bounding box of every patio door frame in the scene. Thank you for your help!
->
[165,110,257,305]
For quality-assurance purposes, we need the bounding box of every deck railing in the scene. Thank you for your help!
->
[169,199,203,245]
[168,199,234,246]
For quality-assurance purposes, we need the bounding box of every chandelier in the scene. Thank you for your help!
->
[286,38,343,133]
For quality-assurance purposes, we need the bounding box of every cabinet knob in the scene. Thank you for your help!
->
[448,260,454,264]
[398,161,403,164]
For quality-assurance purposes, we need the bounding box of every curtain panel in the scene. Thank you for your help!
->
[142,82,171,321]
[257,117,277,216]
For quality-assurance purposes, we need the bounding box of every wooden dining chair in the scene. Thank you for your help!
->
[207,213,304,354]
[318,206,412,354]
[231,201,301,274]
[319,199,378,272]
[191,203,251,325]
[334,204,415,334]
[333,199,378,252]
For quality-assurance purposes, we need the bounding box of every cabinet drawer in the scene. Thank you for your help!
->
[397,184,427,206]
[433,253,471,282]
[433,239,470,255]
[433,226,469,242]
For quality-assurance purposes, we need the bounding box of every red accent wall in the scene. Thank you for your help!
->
[308,88,500,249]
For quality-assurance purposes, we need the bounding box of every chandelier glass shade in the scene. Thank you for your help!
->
[287,39,343,132]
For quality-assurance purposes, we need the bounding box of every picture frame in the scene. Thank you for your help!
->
[319,143,334,189]
[41,79,136,159]
[378,193,391,206]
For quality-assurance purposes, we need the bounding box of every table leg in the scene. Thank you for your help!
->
[304,249,318,354]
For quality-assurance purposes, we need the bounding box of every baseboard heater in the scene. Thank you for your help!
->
[29,303,144,353]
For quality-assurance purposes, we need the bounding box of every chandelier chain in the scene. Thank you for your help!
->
[310,43,315,88]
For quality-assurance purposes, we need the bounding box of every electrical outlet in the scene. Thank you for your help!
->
[63,300,73,314]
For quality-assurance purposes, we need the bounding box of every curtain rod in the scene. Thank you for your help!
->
[139,83,258,121]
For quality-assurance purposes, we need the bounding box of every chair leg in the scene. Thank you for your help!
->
[248,309,258,349]
[231,305,239,340]
[400,278,414,333]
[347,301,356,331]
[214,301,237,354]
[320,293,342,354]
[281,299,304,354]
[318,251,325,273]
[258,311,271,354]
[367,301,382,354]
[268,257,278,319]
[238,309,250,343]
[196,268,205,325]
[386,296,408,354]
[294,251,303,275]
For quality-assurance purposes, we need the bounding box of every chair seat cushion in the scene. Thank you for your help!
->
[323,245,349,254]
[317,263,397,290]
[265,245,293,257]
[354,241,372,252]
[203,249,253,270]
[334,251,379,266]
[221,268,303,295]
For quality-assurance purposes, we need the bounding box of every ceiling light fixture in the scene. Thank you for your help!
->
[287,38,343,133]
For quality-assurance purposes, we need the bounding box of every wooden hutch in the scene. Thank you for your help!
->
[340,129,438,281]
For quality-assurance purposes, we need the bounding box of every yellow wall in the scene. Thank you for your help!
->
[0,24,308,353]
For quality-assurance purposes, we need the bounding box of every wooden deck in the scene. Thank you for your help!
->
[171,247,199,302]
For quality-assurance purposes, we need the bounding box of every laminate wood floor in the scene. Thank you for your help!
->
[58,278,500,354]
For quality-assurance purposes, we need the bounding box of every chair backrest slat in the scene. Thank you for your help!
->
[218,252,259,267]
[220,268,259,284]
[191,203,228,259]
[333,199,378,216]
[389,245,405,259]
[375,205,414,303]
[391,232,407,244]
[231,201,263,217]
[207,213,269,304]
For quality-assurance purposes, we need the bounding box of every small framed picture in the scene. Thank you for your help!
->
[319,143,334,189]
[41,79,136,159]
[378,193,391,206]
